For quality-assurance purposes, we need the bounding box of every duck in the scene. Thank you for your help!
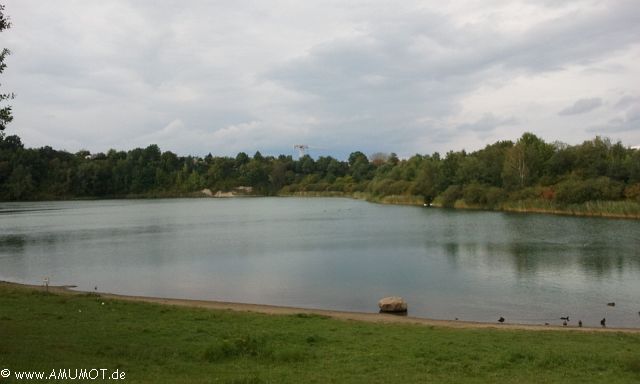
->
[600,318,606,328]
[498,317,505,323]
[607,302,615,307]
[560,316,569,321]
[578,320,583,328]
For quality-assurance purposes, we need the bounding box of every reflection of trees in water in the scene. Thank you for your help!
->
[438,239,640,279]
[443,243,459,262]
[500,214,640,278]
[0,234,28,280]
[0,233,62,250]
[579,252,629,278]
[0,234,26,250]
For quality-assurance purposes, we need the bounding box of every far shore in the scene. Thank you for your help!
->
[2,191,639,220]
[3,280,638,334]
[280,191,640,220]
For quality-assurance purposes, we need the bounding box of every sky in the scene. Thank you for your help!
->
[1,0,639,159]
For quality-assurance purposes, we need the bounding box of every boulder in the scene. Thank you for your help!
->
[378,296,408,313]
[214,190,235,198]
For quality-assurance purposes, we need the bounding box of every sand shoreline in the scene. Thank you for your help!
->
[3,280,638,333]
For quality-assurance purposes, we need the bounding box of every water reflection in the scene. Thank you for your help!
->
[0,234,26,249]
[1,198,639,327]
[433,211,640,279]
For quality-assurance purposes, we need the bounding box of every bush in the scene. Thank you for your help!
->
[508,187,540,201]
[439,185,462,208]
[462,183,506,208]
[540,187,555,200]
[624,183,640,202]
[462,183,487,205]
[555,177,624,204]
[485,186,507,207]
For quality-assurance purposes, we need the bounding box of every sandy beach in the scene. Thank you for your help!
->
[3,280,638,333]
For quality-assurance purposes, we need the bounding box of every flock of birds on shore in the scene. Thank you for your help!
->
[91,284,638,328]
[497,302,640,328]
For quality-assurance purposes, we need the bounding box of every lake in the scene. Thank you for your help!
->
[1,197,639,327]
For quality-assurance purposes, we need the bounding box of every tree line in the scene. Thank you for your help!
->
[1,133,640,210]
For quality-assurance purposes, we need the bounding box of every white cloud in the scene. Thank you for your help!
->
[2,0,639,157]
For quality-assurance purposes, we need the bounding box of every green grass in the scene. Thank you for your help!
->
[500,199,640,219]
[1,284,639,383]
[281,191,426,206]
[283,192,640,219]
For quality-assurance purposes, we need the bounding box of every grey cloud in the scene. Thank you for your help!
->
[457,114,519,133]
[499,2,640,72]
[558,98,603,116]
[615,95,639,109]
[587,105,640,133]
[3,0,640,157]
[265,2,639,155]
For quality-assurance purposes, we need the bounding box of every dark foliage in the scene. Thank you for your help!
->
[0,4,14,131]
[0,133,638,207]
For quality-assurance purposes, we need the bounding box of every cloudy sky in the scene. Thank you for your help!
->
[2,0,639,158]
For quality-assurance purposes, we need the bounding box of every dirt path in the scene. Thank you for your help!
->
[3,281,638,333]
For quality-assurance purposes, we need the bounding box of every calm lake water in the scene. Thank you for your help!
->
[1,197,639,327]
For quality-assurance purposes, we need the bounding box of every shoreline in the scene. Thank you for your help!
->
[1,192,639,220]
[3,280,638,333]
[282,192,640,220]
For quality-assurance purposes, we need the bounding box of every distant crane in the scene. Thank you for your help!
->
[294,144,309,158]
[293,144,327,158]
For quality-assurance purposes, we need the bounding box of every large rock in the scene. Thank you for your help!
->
[378,296,408,313]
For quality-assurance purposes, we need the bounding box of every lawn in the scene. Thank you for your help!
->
[1,283,639,383]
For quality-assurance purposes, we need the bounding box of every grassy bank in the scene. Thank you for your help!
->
[4,190,639,220]
[282,191,640,219]
[423,197,640,219]
[498,199,640,219]
[1,283,639,383]
[280,191,426,206]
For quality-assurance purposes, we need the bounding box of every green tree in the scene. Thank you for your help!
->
[474,141,512,186]
[268,160,288,192]
[502,133,553,189]
[235,152,249,168]
[348,151,373,182]
[413,156,441,204]
[0,5,13,131]
[298,155,316,175]
[629,150,640,183]
[242,158,269,192]
[546,141,574,179]
[440,151,465,189]
[6,164,33,199]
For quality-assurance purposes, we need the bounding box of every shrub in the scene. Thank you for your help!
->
[485,186,507,207]
[624,183,640,202]
[461,183,506,208]
[462,183,487,205]
[439,185,462,208]
[555,177,624,204]
[508,187,540,201]
[540,187,555,200]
